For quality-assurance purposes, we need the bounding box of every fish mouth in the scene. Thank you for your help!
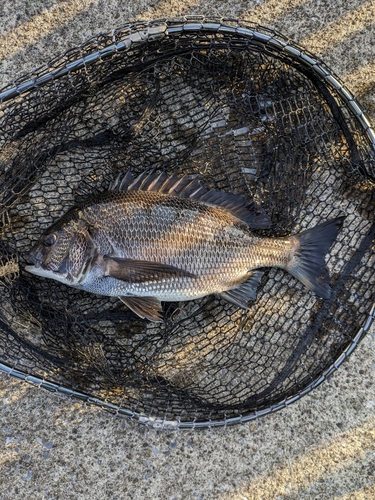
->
[24,250,71,283]
[24,265,46,277]
[24,264,39,274]
[24,252,41,267]
[24,250,45,275]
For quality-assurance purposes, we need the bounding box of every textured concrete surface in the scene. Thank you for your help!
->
[1,1,375,499]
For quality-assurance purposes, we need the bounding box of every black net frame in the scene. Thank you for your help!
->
[0,17,374,429]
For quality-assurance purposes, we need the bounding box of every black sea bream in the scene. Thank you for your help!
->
[25,171,344,321]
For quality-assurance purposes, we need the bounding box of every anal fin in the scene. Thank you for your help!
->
[220,270,264,309]
[119,296,163,322]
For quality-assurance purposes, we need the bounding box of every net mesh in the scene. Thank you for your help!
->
[0,17,374,427]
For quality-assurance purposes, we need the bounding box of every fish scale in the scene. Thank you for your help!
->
[82,192,261,296]
[25,171,345,321]
[87,193,246,262]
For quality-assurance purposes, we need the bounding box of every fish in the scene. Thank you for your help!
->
[24,170,345,322]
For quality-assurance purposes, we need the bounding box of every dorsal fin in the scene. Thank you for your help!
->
[109,170,271,229]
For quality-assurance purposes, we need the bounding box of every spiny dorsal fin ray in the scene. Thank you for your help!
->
[110,170,271,229]
[110,170,134,191]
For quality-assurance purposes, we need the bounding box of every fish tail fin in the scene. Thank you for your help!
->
[286,216,345,299]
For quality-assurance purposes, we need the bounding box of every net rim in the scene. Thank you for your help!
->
[1,17,375,152]
[0,300,373,429]
[1,16,374,428]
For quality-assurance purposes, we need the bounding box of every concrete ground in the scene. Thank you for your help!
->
[0,1,375,499]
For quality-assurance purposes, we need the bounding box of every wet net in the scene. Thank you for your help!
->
[0,17,374,428]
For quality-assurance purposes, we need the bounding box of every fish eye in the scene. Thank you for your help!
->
[43,234,57,247]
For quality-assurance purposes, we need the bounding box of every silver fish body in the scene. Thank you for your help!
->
[25,171,345,321]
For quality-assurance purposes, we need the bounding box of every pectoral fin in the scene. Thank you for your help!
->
[119,296,163,322]
[104,256,196,283]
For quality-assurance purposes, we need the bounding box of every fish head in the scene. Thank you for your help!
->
[24,215,96,286]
